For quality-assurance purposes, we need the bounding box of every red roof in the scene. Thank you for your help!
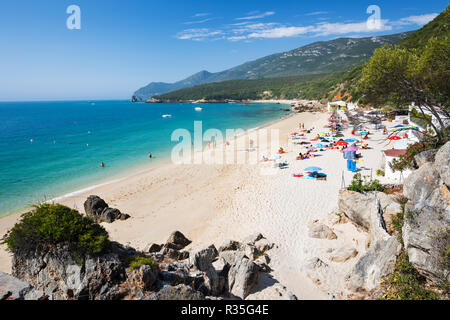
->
[384,149,407,157]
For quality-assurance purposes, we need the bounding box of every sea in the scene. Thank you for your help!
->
[0,100,289,217]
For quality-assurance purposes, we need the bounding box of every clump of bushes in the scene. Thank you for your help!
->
[126,256,158,272]
[348,173,385,193]
[380,252,441,300]
[3,204,111,258]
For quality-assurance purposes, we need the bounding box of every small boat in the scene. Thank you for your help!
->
[195,107,203,111]
[162,114,172,118]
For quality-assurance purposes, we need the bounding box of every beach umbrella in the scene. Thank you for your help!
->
[316,143,324,147]
[388,136,402,141]
[305,166,322,172]
[344,146,358,152]
[345,139,358,143]
[336,141,349,146]
[359,131,369,135]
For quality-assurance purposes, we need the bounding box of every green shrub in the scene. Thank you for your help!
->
[380,252,441,300]
[376,169,385,177]
[3,204,111,258]
[126,256,158,272]
[348,173,386,193]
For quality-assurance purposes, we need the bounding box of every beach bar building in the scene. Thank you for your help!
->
[382,149,412,182]
[328,101,348,113]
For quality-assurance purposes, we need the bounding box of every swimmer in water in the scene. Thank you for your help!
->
[148,152,152,159]
[100,162,105,168]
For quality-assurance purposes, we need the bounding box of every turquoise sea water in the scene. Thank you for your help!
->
[0,100,288,217]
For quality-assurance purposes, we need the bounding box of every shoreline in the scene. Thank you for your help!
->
[2,105,388,300]
[0,110,296,222]
[0,104,294,221]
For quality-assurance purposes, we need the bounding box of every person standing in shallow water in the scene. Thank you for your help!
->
[100,162,105,168]
[148,152,152,159]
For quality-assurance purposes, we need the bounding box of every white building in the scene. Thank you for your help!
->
[382,149,412,182]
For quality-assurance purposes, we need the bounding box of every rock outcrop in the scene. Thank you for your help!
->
[0,272,46,300]
[4,231,289,300]
[402,141,450,283]
[84,195,130,223]
[347,237,401,291]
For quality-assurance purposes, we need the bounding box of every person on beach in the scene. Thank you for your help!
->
[100,162,105,168]
[148,152,152,159]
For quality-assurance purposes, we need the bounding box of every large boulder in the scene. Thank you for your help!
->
[189,245,218,271]
[228,256,259,299]
[402,205,450,283]
[0,272,46,300]
[347,236,401,292]
[188,245,222,295]
[166,231,192,251]
[308,222,338,240]
[338,190,392,245]
[403,163,441,211]
[84,195,130,223]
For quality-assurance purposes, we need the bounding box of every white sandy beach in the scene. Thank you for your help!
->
[0,107,398,299]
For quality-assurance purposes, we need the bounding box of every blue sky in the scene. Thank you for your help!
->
[0,0,447,101]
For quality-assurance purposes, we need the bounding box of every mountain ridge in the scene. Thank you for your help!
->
[131,32,412,102]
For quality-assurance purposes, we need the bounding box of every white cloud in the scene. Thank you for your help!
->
[193,13,210,18]
[305,11,329,16]
[236,11,275,21]
[176,12,438,42]
[176,28,223,41]
[393,13,438,26]
[184,18,215,25]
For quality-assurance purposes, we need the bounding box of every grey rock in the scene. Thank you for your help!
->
[434,141,450,187]
[243,233,264,245]
[83,195,130,223]
[228,257,259,299]
[218,240,241,252]
[308,222,337,240]
[145,243,162,253]
[147,284,204,300]
[254,238,274,252]
[402,205,450,283]
[414,149,438,167]
[347,236,401,291]
[189,245,218,271]
[12,243,127,300]
[403,163,441,211]
[166,231,192,251]
[329,247,358,263]
[0,272,45,300]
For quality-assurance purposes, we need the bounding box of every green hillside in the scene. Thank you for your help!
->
[133,33,410,101]
[153,6,449,103]
[399,6,449,49]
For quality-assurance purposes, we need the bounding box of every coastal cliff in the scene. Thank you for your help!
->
[305,141,450,299]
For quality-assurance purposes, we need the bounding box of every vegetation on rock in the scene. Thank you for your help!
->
[126,256,158,272]
[3,204,111,257]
